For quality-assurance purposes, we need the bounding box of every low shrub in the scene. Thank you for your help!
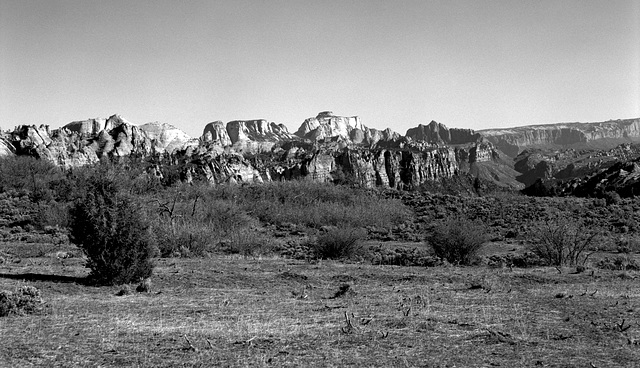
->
[487,252,546,268]
[33,201,70,230]
[368,245,441,267]
[0,285,43,317]
[616,237,640,254]
[596,255,640,271]
[68,168,156,285]
[425,216,489,265]
[310,227,367,260]
[222,231,276,257]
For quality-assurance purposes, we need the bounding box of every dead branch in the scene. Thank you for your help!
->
[617,319,631,332]
[360,317,373,325]
[580,289,588,296]
[183,335,197,352]
[486,329,516,345]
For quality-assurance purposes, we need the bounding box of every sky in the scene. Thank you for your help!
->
[1,0,638,138]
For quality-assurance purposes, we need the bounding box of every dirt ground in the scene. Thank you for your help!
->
[1,241,639,367]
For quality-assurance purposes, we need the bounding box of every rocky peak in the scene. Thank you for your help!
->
[139,122,194,153]
[293,111,401,147]
[63,114,132,137]
[295,111,363,141]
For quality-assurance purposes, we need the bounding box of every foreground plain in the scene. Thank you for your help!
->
[1,247,639,367]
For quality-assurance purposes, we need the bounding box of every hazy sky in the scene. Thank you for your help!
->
[1,0,638,137]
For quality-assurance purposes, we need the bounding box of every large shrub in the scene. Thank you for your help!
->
[69,168,155,285]
[425,217,488,265]
[528,217,599,266]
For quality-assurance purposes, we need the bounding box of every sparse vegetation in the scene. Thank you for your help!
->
[425,216,488,265]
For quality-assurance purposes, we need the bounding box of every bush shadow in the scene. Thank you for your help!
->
[0,272,88,284]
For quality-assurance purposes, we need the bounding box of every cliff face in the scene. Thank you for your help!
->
[277,146,460,189]
[406,121,480,145]
[0,133,15,156]
[480,119,640,157]
[226,119,293,144]
[295,111,362,140]
[294,111,400,146]
[202,121,232,146]
[139,122,195,153]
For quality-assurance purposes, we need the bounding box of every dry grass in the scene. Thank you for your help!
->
[1,249,640,367]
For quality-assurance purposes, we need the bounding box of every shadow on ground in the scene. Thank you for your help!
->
[0,273,87,284]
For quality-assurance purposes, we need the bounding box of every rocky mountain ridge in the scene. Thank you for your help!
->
[0,111,508,190]
[480,118,640,157]
[2,112,639,193]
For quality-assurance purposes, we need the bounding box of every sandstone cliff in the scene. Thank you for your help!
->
[480,118,640,157]
[294,111,400,146]
[406,121,480,145]
[0,136,14,157]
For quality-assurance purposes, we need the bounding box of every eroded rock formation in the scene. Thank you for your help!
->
[406,121,480,145]
[480,119,640,157]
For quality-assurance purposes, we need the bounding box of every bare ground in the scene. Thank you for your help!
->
[1,244,639,367]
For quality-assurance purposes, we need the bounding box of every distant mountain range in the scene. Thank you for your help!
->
[2,111,640,195]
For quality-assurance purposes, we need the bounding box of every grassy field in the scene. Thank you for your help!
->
[1,244,639,367]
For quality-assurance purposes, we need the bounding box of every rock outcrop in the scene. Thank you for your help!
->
[202,121,232,147]
[295,111,362,140]
[3,114,194,168]
[406,121,480,145]
[294,111,400,146]
[139,121,195,153]
[0,136,14,156]
[480,118,640,157]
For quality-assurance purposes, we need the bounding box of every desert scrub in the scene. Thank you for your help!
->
[309,226,367,260]
[222,231,276,257]
[367,245,441,267]
[0,155,65,203]
[595,255,640,271]
[425,216,488,265]
[201,181,412,229]
[528,216,600,266]
[149,189,257,257]
[0,286,43,317]
[69,167,156,285]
